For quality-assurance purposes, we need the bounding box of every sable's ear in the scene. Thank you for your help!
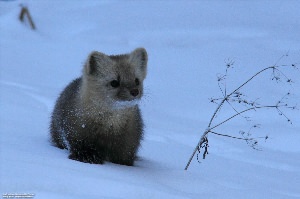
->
[129,48,148,78]
[85,51,112,75]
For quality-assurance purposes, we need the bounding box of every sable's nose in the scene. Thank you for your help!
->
[130,89,139,97]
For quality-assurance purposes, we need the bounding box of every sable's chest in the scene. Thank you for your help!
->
[80,111,131,135]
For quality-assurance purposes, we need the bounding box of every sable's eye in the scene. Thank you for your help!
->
[135,78,140,86]
[110,80,120,88]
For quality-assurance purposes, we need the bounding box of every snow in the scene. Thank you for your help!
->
[1,0,300,198]
[113,99,140,110]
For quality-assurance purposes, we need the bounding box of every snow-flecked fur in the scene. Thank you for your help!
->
[50,48,148,166]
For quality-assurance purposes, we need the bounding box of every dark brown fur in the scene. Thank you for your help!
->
[50,48,147,166]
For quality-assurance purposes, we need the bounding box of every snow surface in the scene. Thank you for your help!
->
[1,0,300,198]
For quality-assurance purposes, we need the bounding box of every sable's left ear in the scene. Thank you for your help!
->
[129,48,148,78]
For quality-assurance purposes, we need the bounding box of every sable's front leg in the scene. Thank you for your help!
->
[108,136,136,166]
[68,140,104,164]
[109,149,135,166]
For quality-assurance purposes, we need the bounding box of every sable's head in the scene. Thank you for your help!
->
[82,48,148,108]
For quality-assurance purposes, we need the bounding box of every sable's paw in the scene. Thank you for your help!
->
[111,159,134,166]
[68,153,104,164]
[110,156,135,166]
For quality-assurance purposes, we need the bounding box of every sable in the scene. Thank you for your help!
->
[50,48,148,166]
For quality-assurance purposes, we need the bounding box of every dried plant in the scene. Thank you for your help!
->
[19,5,36,30]
[185,54,298,170]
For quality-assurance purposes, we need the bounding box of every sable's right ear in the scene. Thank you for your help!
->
[85,51,112,75]
[129,48,148,79]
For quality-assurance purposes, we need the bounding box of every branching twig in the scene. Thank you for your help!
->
[184,58,298,170]
[210,131,267,141]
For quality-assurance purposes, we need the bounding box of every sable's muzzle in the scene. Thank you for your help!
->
[130,89,139,97]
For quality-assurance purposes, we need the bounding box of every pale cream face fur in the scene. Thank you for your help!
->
[80,48,148,114]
